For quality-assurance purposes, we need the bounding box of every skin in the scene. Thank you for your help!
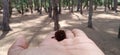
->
[8,29,105,55]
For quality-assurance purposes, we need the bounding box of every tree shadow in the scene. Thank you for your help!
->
[63,17,120,55]
[10,14,42,23]
[0,15,53,47]
[0,31,9,40]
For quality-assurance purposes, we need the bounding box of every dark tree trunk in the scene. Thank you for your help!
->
[58,0,61,14]
[113,0,118,13]
[83,0,89,10]
[68,0,70,10]
[34,0,41,14]
[80,0,83,14]
[40,0,43,14]
[29,0,33,14]
[104,0,108,12]
[118,25,120,38]
[9,0,12,18]
[2,0,11,31]
[21,0,24,15]
[44,0,48,13]
[53,0,60,31]
[94,2,98,10]
[77,0,80,11]
[71,0,74,13]
[48,0,52,17]
[88,0,93,28]
[77,0,83,14]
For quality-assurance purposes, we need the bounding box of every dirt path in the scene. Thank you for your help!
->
[0,10,120,55]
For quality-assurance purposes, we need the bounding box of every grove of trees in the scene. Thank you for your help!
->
[1,0,120,38]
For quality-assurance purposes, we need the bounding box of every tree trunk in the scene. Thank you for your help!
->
[21,0,24,15]
[48,0,52,17]
[88,0,93,28]
[9,0,12,18]
[44,0,48,13]
[83,0,89,10]
[104,0,108,12]
[71,0,74,13]
[118,25,120,38]
[40,0,43,14]
[77,0,80,11]
[58,0,61,14]
[35,0,41,14]
[2,0,11,31]
[29,0,33,13]
[53,0,60,31]
[113,0,118,13]
[68,0,70,10]
[80,0,83,14]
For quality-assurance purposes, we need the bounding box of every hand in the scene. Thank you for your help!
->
[8,29,105,55]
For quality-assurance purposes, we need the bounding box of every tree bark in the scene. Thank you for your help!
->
[80,0,83,14]
[71,0,74,13]
[58,0,61,14]
[29,0,33,13]
[52,0,60,31]
[2,0,11,31]
[104,0,109,12]
[21,0,24,15]
[113,0,118,13]
[118,25,120,38]
[88,0,93,28]
[48,0,52,17]
[9,0,12,18]
[77,0,80,11]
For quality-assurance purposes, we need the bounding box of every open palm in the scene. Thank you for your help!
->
[8,29,104,55]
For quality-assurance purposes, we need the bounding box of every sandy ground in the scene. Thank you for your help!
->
[0,8,120,55]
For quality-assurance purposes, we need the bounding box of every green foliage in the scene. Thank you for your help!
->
[0,0,119,12]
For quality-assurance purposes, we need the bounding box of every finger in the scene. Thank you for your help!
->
[72,29,88,38]
[8,37,28,55]
[65,30,74,39]
[60,39,73,46]
[72,29,94,43]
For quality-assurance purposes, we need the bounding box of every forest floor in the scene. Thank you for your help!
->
[0,8,120,55]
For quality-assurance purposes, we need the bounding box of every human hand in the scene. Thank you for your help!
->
[60,29,105,55]
[8,29,105,55]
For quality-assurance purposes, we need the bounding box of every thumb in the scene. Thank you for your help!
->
[8,37,28,55]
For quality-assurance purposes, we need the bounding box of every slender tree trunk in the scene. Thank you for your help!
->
[2,0,11,31]
[118,25,120,38]
[77,0,83,14]
[113,0,118,13]
[44,0,48,13]
[80,0,83,14]
[104,0,108,12]
[88,0,93,28]
[68,0,70,10]
[77,0,80,11]
[94,1,98,10]
[48,0,52,17]
[53,0,60,31]
[58,0,61,14]
[110,0,113,10]
[40,0,43,14]
[9,0,12,18]
[71,0,74,13]
[29,0,33,13]
[21,0,24,15]
[83,0,89,10]
[35,0,41,14]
